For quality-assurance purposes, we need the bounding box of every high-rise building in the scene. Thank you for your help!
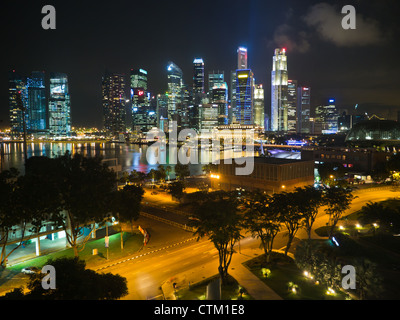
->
[253,84,264,129]
[27,71,47,134]
[208,71,224,95]
[237,47,248,70]
[167,62,183,122]
[130,68,148,91]
[211,82,228,126]
[287,80,297,133]
[235,69,254,125]
[102,72,126,135]
[314,98,339,134]
[271,48,288,132]
[229,70,237,124]
[131,68,155,132]
[297,86,311,134]
[193,58,204,96]
[8,70,28,134]
[199,103,218,131]
[48,72,71,136]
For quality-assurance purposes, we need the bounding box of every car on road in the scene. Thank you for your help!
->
[21,266,40,274]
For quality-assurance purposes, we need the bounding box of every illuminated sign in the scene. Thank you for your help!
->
[51,85,65,94]
[237,74,248,79]
[138,90,144,96]
[139,69,147,75]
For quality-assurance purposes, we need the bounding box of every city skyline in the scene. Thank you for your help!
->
[1,0,399,129]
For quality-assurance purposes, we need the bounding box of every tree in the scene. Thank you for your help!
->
[157,164,167,182]
[47,152,117,257]
[295,186,324,239]
[352,257,383,300]
[168,180,186,202]
[129,169,147,185]
[165,165,172,181]
[174,163,190,180]
[323,187,355,239]
[243,191,281,264]
[190,197,242,283]
[273,191,303,256]
[114,184,144,233]
[317,162,346,186]
[358,201,400,234]
[1,257,128,300]
[0,168,28,268]
[370,161,390,183]
[202,163,218,175]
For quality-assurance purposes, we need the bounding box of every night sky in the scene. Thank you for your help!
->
[1,0,399,129]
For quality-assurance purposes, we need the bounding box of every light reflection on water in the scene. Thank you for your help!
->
[0,142,207,177]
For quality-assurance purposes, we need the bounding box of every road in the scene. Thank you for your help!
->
[2,186,399,299]
[102,186,400,300]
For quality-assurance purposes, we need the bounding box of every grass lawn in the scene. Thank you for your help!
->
[177,274,253,300]
[8,232,144,272]
[243,252,348,300]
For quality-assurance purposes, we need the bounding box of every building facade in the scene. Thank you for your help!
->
[48,72,71,136]
[235,69,254,125]
[253,84,264,129]
[102,72,126,136]
[211,157,315,193]
[271,48,288,132]
[27,71,47,134]
[287,80,297,133]
[297,86,311,134]
[8,70,28,135]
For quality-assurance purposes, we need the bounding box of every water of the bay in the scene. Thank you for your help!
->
[0,141,215,178]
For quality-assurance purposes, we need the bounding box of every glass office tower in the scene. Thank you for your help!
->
[8,70,28,134]
[287,80,298,133]
[27,71,47,134]
[211,82,228,126]
[271,48,288,132]
[235,69,254,125]
[102,72,126,135]
[208,71,224,95]
[193,58,204,95]
[131,68,155,132]
[253,84,264,129]
[298,86,311,134]
[48,72,71,136]
[167,61,183,122]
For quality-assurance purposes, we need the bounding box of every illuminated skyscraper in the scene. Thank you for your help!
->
[211,82,228,125]
[167,61,183,121]
[102,72,126,135]
[315,98,338,134]
[131,68,155,132]
[48,72,71,136]
[237,47,248,69]
[271,48,288,132]
[8,70,28,134]
[193,58,204,95]
[287,80,297,133]
[208,71,224,95]
[253,84,264,128]
[235,69,254,125]
[27,71,47,133]
[297,86,311,134]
